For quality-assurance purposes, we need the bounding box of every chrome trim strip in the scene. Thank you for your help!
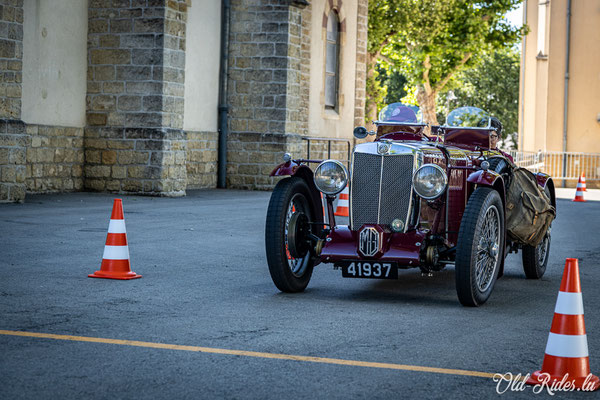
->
[403,153,422,233]
[377,156,384,224]
[353,142,430,156]
[349,150,354,229]
[445,177,449,241]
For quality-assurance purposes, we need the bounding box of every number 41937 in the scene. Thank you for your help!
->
[346,262,392,278]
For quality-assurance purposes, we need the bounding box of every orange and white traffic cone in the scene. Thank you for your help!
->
[526,258,599,391]
[88,199,141,280]
[334,187,349,217]
[573,177,586,202]
[581,172,587,191]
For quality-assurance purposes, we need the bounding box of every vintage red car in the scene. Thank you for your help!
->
[265,104,556,306]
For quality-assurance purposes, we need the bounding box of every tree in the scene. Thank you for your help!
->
[438,48,521,147]
[368,0,524,124]
[376,64,408,105]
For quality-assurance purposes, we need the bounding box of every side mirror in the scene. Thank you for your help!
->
[353,126,368,139]
[353,126,376,139]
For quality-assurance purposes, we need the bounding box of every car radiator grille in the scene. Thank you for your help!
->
[350,152,415,230]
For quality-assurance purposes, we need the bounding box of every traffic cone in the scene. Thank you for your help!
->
[573,177,586,202]
[334,187,349,217]
[88,199,141,280]
[526,258,599,391]
[581,172,587,191]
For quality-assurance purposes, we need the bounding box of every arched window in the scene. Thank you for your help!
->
[325,10,340,110]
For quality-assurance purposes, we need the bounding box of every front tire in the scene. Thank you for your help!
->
[265,177,315,292]
[455,188,505,307]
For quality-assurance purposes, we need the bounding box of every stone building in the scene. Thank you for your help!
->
[0,0,368,202]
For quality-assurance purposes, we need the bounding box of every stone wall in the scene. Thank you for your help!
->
[83,126,187,193]
[354,0,368,128]
[0,119,25,201]
[26,124,84,193]
[85,0,188,196]
[227,132,303,190]
[0,0,22,119]
[0,0,24,202]
[226,1,312,190]
[227,1,290,136]
[284,5,307,137]
[186,130,217,189]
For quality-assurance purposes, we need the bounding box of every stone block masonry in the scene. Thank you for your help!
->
[84,126,187,194]
[186,130,217,189]
[226,1,311,190]
[86,0,188,196]
[25,124,84,193]
[0,0,24,202]
[354,0,368,128]
[226,132,304,190]
[0,0,23,120]
[0,119,26,201]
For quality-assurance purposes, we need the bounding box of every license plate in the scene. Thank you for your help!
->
[338,261,398,279]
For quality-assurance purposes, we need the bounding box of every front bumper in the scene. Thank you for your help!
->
[319,226,426,268]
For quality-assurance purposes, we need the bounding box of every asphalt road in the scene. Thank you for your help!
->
[1,189,599,399]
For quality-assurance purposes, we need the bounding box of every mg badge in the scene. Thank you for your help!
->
[377,142,390,155]
[359,227,381,257]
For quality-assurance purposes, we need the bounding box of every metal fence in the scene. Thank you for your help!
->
[509,151,600,182]
[301,137,352,168]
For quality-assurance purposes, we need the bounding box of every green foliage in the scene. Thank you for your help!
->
[376,0,522,88]
[366,65,387,122]
[438,48,521,145]
[367,0,526,123]
[375,63,408,105]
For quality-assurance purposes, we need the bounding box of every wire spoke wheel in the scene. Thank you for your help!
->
[475,206,500,292]
[455,187,505,306]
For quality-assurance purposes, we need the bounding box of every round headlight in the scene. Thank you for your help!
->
[314,160,348,195]
[412,164,448,200]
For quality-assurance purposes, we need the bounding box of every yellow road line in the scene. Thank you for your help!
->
[0,329,498,379]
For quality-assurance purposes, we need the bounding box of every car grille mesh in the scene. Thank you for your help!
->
[350,152,414,230]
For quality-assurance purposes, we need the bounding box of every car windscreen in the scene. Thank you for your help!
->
[446,106,490,128]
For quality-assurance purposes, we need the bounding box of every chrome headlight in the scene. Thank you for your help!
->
[412,164,448,200]
[314,160,348,195]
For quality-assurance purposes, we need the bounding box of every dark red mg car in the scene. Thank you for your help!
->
[265,104,556,306]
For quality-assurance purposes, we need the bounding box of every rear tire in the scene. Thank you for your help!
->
[265,177,315,292]
[522,232,550,279]
[455,188,505,307]
[522,185,552,279]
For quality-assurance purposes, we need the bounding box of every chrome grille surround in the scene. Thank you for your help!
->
[350,142,422,231]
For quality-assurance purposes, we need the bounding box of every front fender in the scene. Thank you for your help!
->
[270,160,300,176]
[466,169,506,207]
[466,169,502,186]
[270,164,325,234]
